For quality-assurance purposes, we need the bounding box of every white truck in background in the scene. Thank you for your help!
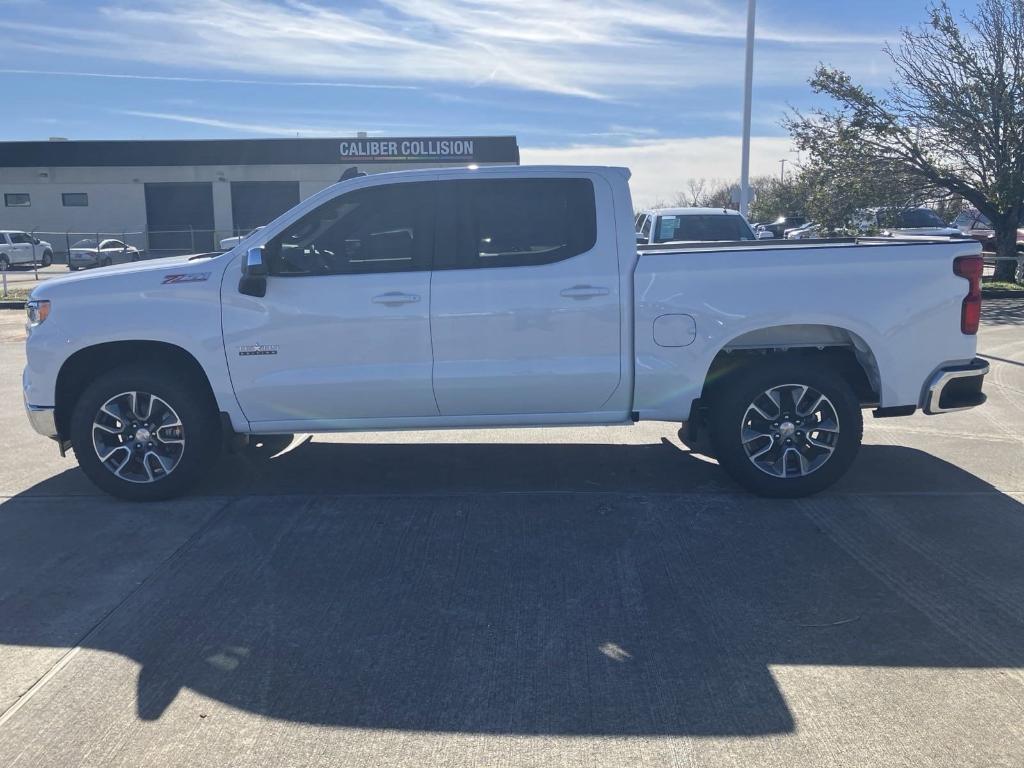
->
[0,231,53,269]
[23,166,988,500]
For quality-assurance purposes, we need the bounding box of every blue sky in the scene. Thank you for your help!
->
[0,0,976,203]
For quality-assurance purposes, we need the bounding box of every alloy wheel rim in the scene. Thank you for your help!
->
[740,383,840,479]
[92,391,185,483]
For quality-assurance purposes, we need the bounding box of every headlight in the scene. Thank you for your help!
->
[26,299,51,327]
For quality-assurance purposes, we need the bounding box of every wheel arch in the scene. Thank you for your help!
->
[700,323,881,406]
[55,340,218,438]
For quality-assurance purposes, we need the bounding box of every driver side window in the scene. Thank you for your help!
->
[267,182,434,276]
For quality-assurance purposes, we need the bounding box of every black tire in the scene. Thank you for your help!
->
[0,254,8,270]
[69,366,220,501]
[101,257,113,267]
[131,253,140,262]
[69,265,79,272]
[41,250,52,267]
[707,358,863,498]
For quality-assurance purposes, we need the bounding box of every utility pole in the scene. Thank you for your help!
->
[779,158,787,182]
[739,0,757,217]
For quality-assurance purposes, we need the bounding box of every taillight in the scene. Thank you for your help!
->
[954,255,982,335]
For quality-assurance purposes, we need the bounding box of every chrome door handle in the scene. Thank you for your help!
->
[560,285,610,299]
[372,292,421,306]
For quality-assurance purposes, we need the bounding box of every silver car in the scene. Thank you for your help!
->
[68,239,143,270]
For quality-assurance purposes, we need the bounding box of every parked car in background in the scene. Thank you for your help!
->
[68,239,142,270]
[759,216,807,239]
[635,207,758,245]
[863,207,964,239]
[786,223,821,240]
[0,231,53,269]
[952,208,1024,253]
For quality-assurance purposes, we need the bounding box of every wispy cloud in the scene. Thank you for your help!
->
[522,135,796,206]
[0,68,417,90]
[115,110,352,137]
[0,0,893,100]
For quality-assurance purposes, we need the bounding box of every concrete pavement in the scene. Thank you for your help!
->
[0,303,1022,767]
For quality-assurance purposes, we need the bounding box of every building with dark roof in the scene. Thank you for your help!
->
[0,135,519,255]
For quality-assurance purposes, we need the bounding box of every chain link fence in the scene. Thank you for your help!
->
[31,228,246,263]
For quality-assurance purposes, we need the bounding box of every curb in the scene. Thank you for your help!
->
[982,290,1024,299]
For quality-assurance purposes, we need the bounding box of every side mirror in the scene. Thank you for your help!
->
[32,237,40,245]
[239,246,268,297]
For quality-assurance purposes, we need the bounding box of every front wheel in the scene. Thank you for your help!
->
[69,367,220,500]
[708,359,863,498]
[41,250,53,267]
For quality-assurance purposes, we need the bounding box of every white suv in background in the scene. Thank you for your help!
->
[635,208,761,245]
[0,231,53,269]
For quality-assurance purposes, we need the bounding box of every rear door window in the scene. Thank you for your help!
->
[448,178,597,269]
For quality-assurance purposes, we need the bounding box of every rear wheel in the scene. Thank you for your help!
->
[69,366,220,501]
[0,254,9,271]
[101,257,113,267]
[708,359,863,497]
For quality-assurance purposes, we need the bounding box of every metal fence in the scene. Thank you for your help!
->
[33,229,246,262]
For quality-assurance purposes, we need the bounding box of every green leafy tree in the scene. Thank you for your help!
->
[786,0,1024,280]
[748,174,809,224]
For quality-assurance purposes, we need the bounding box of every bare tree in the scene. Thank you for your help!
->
[787,0,1024,280]
[675,178,708,207]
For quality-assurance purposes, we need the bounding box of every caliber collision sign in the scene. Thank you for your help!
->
[339,138,478,163]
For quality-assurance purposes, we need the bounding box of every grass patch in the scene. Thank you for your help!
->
[982,279,1024,292]
[0,286,33,302]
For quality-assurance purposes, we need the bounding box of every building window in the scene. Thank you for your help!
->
[62,192,88,207]
[4,193,30,207]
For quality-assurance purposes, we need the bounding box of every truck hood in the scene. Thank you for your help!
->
[31,253,226,300]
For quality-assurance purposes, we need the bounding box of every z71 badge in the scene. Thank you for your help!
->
[162,272,211,285]
[239,344,279,357]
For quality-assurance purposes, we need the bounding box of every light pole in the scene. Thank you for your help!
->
[779,158,787,182]
[739,0,756,217]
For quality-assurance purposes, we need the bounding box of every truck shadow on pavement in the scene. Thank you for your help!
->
[2,443,1023,736]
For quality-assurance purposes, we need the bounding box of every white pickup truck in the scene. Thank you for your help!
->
[22,166,988,500]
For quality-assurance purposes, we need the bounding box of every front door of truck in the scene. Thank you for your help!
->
[221,181,438,426]
[430,175,623,416]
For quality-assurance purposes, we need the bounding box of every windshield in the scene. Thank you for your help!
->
[654,214,754,243]
[894,209,945,228]
[71,239,97,249]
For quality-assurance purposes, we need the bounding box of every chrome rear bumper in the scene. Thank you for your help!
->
[924,358,989,415]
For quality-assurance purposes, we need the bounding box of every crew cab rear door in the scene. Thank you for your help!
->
[429,173,623,416]
[221,180,438,426]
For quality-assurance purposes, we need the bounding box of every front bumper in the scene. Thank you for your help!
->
[24,399,59,439]
[923,358,989,415]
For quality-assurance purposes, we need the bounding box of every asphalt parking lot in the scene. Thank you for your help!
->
[0,302,1022,767]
